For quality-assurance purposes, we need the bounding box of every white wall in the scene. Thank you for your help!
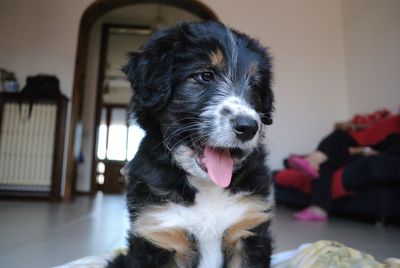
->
[342,0,400,115]
[1,0,397,193]
[0,0,92,96]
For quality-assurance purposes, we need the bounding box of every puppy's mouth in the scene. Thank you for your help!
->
[195,146,246,188]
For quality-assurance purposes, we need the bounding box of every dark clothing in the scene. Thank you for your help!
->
[311,155,400,212]
[310,164,335,211]
[316,129,357,170]
[316,130,400,170]
[373,133,400,154]
[311,133,400,212]
[343,154,400,191]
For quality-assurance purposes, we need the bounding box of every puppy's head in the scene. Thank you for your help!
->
[124,22,273,188]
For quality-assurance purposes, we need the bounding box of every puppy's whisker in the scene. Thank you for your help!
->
[167,132,202,153]
[163,122,203,140]
[163,120,202,138]
[163,125,202,147]
[164,130,195,150]
[163,116,199,129]
[164,123,202,137]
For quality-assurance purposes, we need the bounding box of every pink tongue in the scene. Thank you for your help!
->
[202,147,233,188]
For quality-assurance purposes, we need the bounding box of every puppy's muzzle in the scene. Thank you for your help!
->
[232,115,259,141]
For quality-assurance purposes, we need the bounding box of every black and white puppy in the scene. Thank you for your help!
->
[108,21,275,268]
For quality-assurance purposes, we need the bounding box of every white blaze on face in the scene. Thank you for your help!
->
[201,95,262,151]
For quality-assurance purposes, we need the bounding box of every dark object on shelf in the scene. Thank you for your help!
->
[20,75,62,117]
[21,75,61,99]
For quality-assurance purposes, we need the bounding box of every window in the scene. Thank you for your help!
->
[97,107,145,161]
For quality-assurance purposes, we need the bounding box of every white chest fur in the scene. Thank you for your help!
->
[132,178,271,268]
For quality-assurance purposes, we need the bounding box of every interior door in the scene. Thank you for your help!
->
[94,24,150,193]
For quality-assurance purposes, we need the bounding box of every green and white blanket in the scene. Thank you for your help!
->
[54,240,400,268]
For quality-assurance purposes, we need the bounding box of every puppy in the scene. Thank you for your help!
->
[108,21,274,268]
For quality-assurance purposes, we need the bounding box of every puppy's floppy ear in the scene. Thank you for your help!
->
[250,44,274,125]
[122,37,174,111]
[259,66,274,125]
[260,80,274,125]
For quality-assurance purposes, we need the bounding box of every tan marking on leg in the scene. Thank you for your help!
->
[209,49,225,67]
[224,211,270,248]
[140,229,190,251]
[142,229,195,268]
[223,197,273,268]
[132,206,196,268]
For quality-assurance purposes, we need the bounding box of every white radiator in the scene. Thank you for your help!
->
[0,102,57,192]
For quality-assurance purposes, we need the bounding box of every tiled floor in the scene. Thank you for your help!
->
[0,193,399,267]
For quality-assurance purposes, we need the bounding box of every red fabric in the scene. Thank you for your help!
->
[349,109,392,130]
[331,167,353,199]
[274,169,312,193]
[349,115,400,146]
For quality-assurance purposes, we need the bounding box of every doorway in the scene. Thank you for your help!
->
[68,1,218,198]
[94,24,150,193]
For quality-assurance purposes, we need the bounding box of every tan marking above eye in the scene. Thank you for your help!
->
[249,61,259,77]
[209,49,225,66]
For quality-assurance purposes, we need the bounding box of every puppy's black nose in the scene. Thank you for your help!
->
[232,116,259,141]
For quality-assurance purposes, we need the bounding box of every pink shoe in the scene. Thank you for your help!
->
[294,207,328,222]
[288,156,319,178]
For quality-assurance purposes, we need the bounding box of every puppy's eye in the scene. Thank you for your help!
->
[195,72,215,83]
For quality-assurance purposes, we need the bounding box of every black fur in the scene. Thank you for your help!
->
[108,21,274,268]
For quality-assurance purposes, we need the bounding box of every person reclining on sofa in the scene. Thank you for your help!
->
[288,109,399,179]
[291,134,400,221]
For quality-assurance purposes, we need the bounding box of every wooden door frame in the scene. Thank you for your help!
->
[90,23,151,195]
[64,0,218,200]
